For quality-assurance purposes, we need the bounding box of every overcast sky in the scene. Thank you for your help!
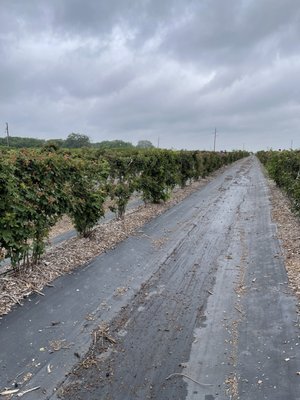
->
[1,0,300,151]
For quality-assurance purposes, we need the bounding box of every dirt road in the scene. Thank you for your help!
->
[0,156,299,399]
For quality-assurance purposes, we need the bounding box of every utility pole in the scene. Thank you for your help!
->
[5,122,10,147]
[157,137,160,148]
[213,128,217,152]
[291,139,293,150]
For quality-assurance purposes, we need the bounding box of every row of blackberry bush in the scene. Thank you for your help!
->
[257,150,300,212]
[0,147,248,268]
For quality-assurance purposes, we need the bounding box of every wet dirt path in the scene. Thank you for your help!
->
[1,157,299,399]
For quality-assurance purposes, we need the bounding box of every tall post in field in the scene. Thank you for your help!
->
[213,128,217,152]
[5,122,10,147]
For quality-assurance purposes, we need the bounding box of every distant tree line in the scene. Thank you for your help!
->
[0,133,154,150]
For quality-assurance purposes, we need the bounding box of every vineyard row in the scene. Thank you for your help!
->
[257,150,300,213]
[0,147,248,268]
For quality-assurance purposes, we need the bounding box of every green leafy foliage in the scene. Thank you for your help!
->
[0,147,248,268]
[64,133,91,148]
[106,153,138,219]
[0,150,69,266]
[94,140,134,149]
[136,140,154,149]
[137,150,177,203]
[0,136,46,148]
[257,150,300,212]
[67,158,109,236]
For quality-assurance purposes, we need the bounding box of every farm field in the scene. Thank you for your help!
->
[0,148,245,268]
[0,155,299,399]
[0,148,246,314]
[2,2,300,398]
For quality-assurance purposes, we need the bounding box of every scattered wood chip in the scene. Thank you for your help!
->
[268,181,300,302]
[49,339,72,351]
[165,372,213,387]
[15,370,25,379]
[16,386,40,397]
[21,372,32,384]
[85,314,95,321]
[80,357,97,369]
[234,305,243,314]
[0,388,19,396]
[33,289,44,296]
[114,287,128,296]
[94,324,117,345]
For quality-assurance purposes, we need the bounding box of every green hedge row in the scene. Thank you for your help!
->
[0,147,248,268]
[257,150,300,212]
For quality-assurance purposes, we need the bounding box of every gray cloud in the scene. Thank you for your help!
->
[0,0,300,150]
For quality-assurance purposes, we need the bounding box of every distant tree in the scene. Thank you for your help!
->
[136,140,154,149]
[43,139,64,151]
[93,140,134,149]
[46,139,64,148]
[64,133,91,148]
[43,141,61,152]
[0,136,46,148]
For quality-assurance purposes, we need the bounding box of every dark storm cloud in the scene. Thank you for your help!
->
[162,0,300,64]
[0,0,300,150]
